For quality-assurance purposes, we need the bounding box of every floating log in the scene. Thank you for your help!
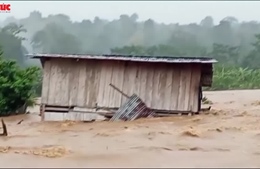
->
[0,119,8,136]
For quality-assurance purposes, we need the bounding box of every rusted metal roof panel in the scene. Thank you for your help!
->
[110,94,155,121]
[28,53,217,64]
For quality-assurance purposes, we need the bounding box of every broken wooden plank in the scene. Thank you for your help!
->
[0,119,8,136]
[109,83,130,99]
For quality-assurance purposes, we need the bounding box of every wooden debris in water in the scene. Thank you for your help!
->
[0,119,8,136]
[17,119,24,125]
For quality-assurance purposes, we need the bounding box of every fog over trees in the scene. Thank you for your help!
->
[1,11,260,90]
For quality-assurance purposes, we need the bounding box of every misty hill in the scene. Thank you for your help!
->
[1,11,260,68]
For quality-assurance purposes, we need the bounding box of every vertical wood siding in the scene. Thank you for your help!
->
[41,58,201,112]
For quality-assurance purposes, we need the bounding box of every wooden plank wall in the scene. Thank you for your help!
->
[41,58,201,112]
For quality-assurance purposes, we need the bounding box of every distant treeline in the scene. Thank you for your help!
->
[1,11,260,91]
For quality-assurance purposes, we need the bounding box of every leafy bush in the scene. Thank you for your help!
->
[0,53,40,116]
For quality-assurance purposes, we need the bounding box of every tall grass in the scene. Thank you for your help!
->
[208,66,260,91]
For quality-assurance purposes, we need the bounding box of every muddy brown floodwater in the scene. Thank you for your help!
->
[1,90,260,168]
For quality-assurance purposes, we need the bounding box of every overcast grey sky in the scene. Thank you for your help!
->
[0,1,260,24]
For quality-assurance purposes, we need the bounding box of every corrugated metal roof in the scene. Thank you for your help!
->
[28,53,217,64]
[110,94,155,122]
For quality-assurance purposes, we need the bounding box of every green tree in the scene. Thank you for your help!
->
[242,34,260,69]
[31,23,82,54]
[200,16,214,28]
[111,45,148,55]
[0,48,40,116]
[209,43,240,66]
[0,23,27,66]
[167,29,206,56]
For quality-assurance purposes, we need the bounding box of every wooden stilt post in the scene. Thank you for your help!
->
[40,104,46,121]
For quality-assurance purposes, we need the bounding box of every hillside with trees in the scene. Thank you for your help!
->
[1,11,260,91]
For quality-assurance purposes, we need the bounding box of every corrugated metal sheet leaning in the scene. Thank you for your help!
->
[110,94,155,122]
